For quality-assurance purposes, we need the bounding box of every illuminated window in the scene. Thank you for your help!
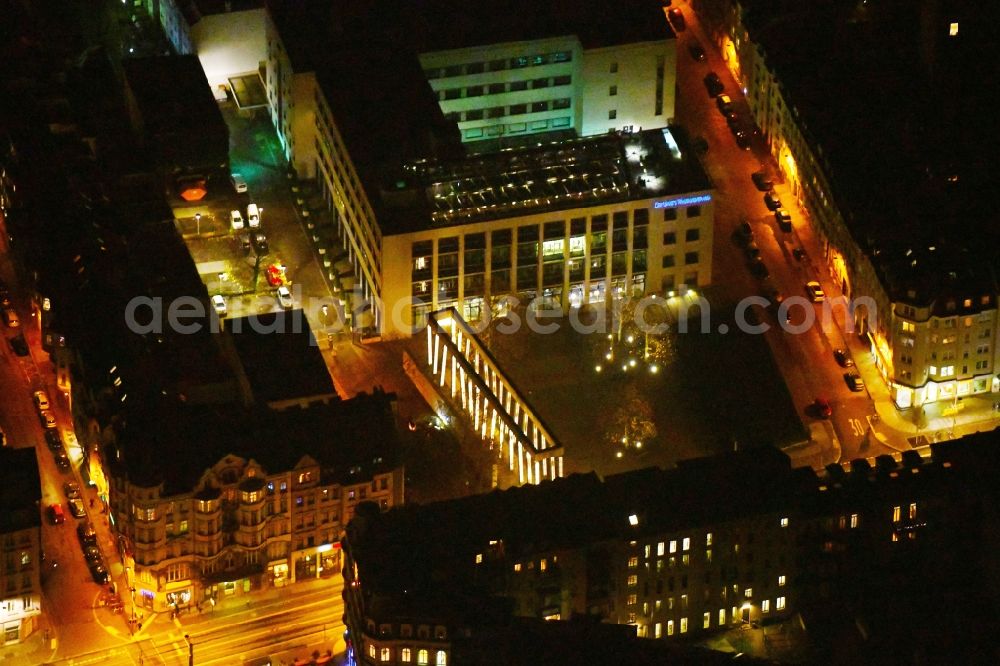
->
[680,617,688,633]
[703,612,711,628]
[780,517,789,528]
[657,542,665,556]
[655,600,661,611]
[627,575,638,587]
[706,532,713,546]
[719,608,726,625]
[667,620,675,636]
[540,558,547,571]
[762,599,770,613]
[415,256,427,271]
[654,622,662,638]
[682,554,690,566]
[628,556,638,568]
[949,22,958,36]
[381,647,391,662]
[418,649,429,665]
[644,544,651,558]
[778,575,786,587]
[892,532,900,542]
[514,563,521,572]
[436,651,447,666]
[669,540,677,553]
[628,612,637,623]
[744,588,752,599]
[850,514,859,529]
[776,596,786,611]
[369,645,376,658]
[682,537,690,551]
[705,549,712,563]
[628,594,637,605]
[401,648,412,663]
[901,321,915,333]
[892,506,901,523]
[909,502,917,519]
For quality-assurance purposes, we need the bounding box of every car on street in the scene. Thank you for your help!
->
[833,348,855,367]
[230,209,244,230]
[775,208,793,232]
[41,410,57,429]
[33,390,50,412]
[54,449,71,472]
[689,43,706,61]
[45,430,63,451]
[252,232,269,255]
[276,286,293,309]
[9,334,29,357]
[667,7,685,30]
[239,233,252,255]
[735,130,752,150]
[752,171,774,191]
[716,94,733,114]
[726,112,740,130]
[89,561,110,585]
[230,173,248,193]
[63,481,81,499]
[737,220,753,243]
[68,498,86,519]
[814,397,833,418]
[749,258,770,280]
[2,307,19,327]
[48,504,65,525]
[247,203,260,229]
[764,191,782,210]
[805,280,826,303]
[792,247,806,261]
[211,294,227,317]
[83,544,101,564]
[745,242,761,260]
[704,72,724,97]
[845,372,865,392]
[78,522,98,547]
[266,264,285,287]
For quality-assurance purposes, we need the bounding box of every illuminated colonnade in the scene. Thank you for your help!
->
[426,309,564,485]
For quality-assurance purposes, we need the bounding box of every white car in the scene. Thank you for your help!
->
[212,294,227,317]
[230,210,245,230]
[231,173,248,193]
[276,286,293,310]
[33,390,50,412]
[247,203,260,229]
[805,281,826,303]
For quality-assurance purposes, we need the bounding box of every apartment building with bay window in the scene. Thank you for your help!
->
[108,390,403,613]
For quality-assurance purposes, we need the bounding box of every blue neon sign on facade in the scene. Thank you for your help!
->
[653,193,712,209]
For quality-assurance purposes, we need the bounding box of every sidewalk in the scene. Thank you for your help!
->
[0,619,58,666]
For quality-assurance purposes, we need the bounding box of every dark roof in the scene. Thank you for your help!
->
[228,310,336,404]
[122,55,229,170]
[743,0,996,301]
[0,448,41,533]
[114,388,400,494]
[380,126,714,235]
[400,0,675,52]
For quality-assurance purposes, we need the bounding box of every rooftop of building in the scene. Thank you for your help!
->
[0,448,41,534]
[227,310,336,405]
[742,0,995,304]
[112,388,400,495]
[400,0,675,53]
[380,126,713,235]
[122,55,230,168]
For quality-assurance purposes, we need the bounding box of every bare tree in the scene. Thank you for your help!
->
[606,384,658,449]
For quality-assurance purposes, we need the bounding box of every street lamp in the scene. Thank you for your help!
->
[195,213,201,236]
[184,634,194,666]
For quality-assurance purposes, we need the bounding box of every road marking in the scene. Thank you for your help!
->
[848,418,865,438]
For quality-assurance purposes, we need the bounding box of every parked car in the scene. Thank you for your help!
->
[735,130,752,150]
[89,561,110,585]
[814,397,833,418]
[2,307,19,327]
[68,498,86,519]
[41,410,57,429]
[230,210,244,230]
[78,522,98,547]
[83,544,102,564]
[45,430,63,451]
[9,334,29,357]
[48,504,65,525]
[230,173,248,193]
[247,203,260,229]
[33,390,50,412]
[716,94,733,114]
[726,112,740,130]
[745,242,761,260]
[845,372,865,392]
[749,258,769,280]
[63,481,81,500]
[667,7,686,30]
[833,348,855,367]
[689,43,706,61]
[737,220,754,243]
[276,286,293,310]
[764,191,782,210]
[792,248,806,261]
[751,171,774,191]
[212,295,227,317]
[805,281,826,303]
[53,449,70,471]
[252,232,269,255]
[775,208,793,232]
[704,72,724,97]
[265,264,285,287]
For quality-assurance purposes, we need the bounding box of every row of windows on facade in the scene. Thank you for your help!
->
[444,98,572,123]
[898,295,992,319]
[369,644,448,665]
[638,599,787,637]
[0,597,35,614]
[424,51,573,80]
[437,75,572,101]
[2,574,32,594]
[626,573,787,597]
[462,116,572,140]
[315,136,381,264]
